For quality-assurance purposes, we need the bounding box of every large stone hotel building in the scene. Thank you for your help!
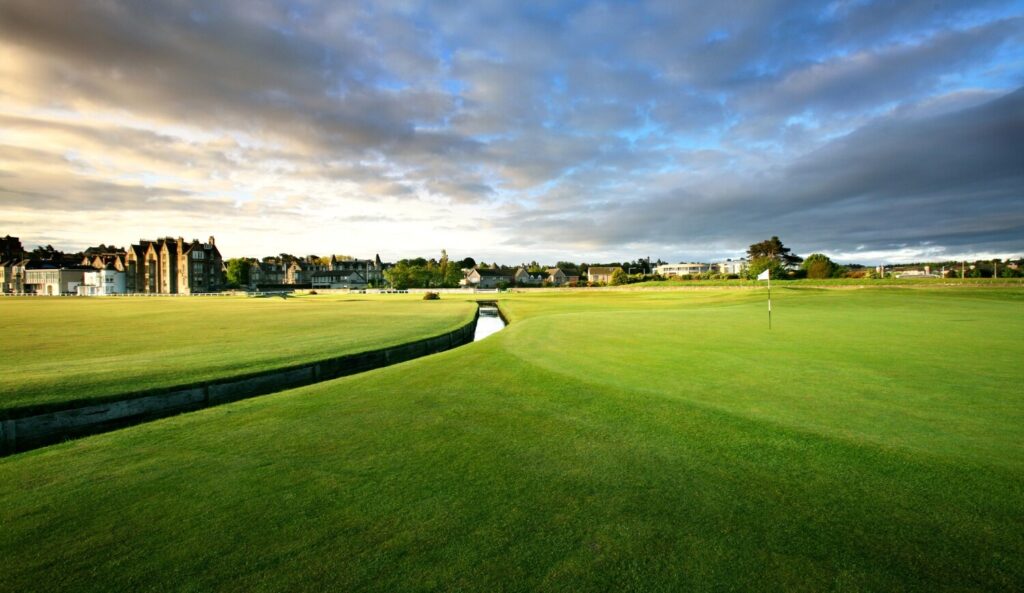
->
[124,236,225,294]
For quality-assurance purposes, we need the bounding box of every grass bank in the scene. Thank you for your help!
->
[0,295,477,415]
[1,287,1021,591]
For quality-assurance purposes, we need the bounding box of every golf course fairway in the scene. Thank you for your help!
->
[1,287,1021,592]
[0,295,477,415]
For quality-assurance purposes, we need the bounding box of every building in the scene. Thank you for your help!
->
[1,235,23,262]
[514,267,545,286]
[655,263,712,277]
[177,238,224,293]
[245,254,385,288]
[0,260,11,293]
[23,264,87,295]
[545,268,569,286]
[8,259,29,293]
[82,252,126,272]
[587,266,623,283]
[78,267,127,295]
[310,269,366,289]
[285,260,310,285]
[715,259,746,275]
[124,236,224,294]
[0,260,15,293]
[326,255,385,286]
[249,260,287,288]
[462,267,512,289]
[895,266,941,279]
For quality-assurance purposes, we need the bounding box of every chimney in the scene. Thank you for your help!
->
[208,236,215,246]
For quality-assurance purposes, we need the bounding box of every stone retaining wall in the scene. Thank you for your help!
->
[1,311,479,456]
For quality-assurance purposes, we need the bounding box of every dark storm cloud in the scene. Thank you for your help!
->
[507,89,1024,257]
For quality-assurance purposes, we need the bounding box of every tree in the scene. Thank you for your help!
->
[225,258,251,288]
[383,254,465,289]
[31,244,63,260]
[460,257,477,269]
[746,257,788,281]
[432,251,464,288]
[384,261,413,289]
[609,268,628,286]
[802,253,837,279]
[747,236,802,266]
[438,250,451,287]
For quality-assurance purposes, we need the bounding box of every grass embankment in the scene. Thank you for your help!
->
[0,295,477,415]
[1,288,1022,592]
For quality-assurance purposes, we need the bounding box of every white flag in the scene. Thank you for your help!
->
[757,268,770,280]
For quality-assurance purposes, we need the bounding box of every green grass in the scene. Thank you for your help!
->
[0,294,477,415]
[1,287,1022,592]
[626,276,1024,288]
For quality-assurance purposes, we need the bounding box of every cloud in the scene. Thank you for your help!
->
[503,88,1024,259]
[740,17,1023,118]
[0,0,1021,261]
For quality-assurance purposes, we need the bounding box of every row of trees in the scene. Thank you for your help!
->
[744,237,876,279]
[383,251,465,289]
[745,237,1024,279]
[228,237,1023,289]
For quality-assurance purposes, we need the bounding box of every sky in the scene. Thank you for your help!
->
[0,1,1022,264]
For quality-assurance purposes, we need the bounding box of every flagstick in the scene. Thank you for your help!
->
[767,272,772,330]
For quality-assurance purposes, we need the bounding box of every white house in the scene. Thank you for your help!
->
[78,268,127,295]
[715,259,747,275]
[23,266,86,295]
[655,263,712,277]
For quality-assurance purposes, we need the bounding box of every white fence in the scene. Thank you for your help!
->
[0,291,234,297]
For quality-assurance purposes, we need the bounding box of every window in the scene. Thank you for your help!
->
[192,250,205,260]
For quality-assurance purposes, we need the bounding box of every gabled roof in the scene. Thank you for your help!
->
[588,266,622,275]
[473,267,511,277]
[127,242,150,259]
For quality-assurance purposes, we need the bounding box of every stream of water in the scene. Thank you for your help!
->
[474,305,506,341]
